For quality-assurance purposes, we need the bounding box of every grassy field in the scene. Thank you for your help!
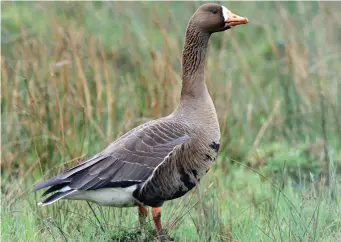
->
[1,1,341,241]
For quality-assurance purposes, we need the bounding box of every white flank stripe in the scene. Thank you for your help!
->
[139,150,173,193]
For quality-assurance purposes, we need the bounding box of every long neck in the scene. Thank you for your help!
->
[181,22,210,99]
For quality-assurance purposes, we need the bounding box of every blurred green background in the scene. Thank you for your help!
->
[1,1,341,241]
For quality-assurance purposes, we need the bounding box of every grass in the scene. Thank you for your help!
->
[1,1,341,241]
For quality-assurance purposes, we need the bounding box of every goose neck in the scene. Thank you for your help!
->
[181,23,210,99]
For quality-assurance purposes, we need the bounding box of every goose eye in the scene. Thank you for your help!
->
[212,9,217,14]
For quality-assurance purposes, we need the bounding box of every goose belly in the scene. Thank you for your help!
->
[66,185,138,207]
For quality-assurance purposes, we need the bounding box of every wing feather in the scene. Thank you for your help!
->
[33,120,190,195]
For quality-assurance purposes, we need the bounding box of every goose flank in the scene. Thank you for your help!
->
[33,3,248,241]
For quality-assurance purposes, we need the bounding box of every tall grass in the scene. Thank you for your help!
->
[1,1,341,241]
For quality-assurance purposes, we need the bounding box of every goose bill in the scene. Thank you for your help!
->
[225,13,249,27]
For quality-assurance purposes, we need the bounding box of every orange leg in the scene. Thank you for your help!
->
[138,205,148,228]
[152,207,166,241]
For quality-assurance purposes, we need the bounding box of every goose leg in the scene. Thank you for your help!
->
[138,205,148,228]
[152,207,166,242]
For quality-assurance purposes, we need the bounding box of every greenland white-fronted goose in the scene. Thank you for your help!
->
[33,3,248,241]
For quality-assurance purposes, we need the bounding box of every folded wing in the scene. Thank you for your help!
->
[33,119,190,199]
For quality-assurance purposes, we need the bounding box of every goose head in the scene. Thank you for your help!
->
[191,3,249,33]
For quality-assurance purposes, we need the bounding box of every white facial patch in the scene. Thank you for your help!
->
[222,6,230,22]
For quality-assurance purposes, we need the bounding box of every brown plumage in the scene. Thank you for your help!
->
[33,3,248,241]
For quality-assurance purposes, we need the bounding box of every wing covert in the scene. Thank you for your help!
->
[33,119,190,193]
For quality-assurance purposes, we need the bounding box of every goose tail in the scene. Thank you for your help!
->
[37,187,76,206]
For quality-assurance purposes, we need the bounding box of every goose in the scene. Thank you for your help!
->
[33,3,248,241]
